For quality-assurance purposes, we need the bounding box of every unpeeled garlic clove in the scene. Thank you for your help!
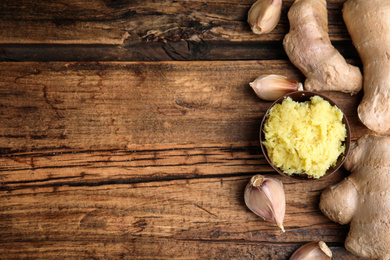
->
[244,175,286,232]
[248,0,282,35]
[249,74,303,101]
[289,241,332,260]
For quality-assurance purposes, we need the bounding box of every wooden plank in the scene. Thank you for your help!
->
[0,0,351,44]
[0,143,267,188]
[0,40,360,62]
[0,61,375,154]
[0,140,373,190]
[1,174,362,259]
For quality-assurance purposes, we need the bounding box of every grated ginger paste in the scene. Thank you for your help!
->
[262,95,347,179]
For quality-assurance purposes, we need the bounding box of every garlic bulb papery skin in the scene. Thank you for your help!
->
[244,175,286,232]
[248,0,283,35]
[249,74,303,101]
[289,241,332,260]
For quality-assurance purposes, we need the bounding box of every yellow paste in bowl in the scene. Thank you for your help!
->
[263,95,347,179]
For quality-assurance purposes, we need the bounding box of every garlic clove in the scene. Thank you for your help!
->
[289,241,332,260]
[248,0,282,35]
[244,175,286,232]
[249,74,303,101]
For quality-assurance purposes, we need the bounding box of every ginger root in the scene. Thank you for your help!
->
[343,0,390,134]
[283,0,362,95]
[320,135,390,260]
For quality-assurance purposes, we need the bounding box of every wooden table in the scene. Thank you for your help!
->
[0,0,381,259]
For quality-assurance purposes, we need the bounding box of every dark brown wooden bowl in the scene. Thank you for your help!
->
[259,91,351,181]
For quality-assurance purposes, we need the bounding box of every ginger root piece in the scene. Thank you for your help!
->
[320,135,390,260]
[343,0,390,134]
[283,0,362,95]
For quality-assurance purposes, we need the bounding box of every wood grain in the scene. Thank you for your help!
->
[0,61,373,153]
[0,60,373,259]
[0,0,349,45]
[0,0,359,62]
[1,173,360,259]
[0,0,378,258]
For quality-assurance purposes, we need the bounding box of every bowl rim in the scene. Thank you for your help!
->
[259,90,351,181]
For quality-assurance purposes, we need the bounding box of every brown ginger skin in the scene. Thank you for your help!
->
[320,135,390,260]
[343,0,390,134]
[283,0,362,95]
